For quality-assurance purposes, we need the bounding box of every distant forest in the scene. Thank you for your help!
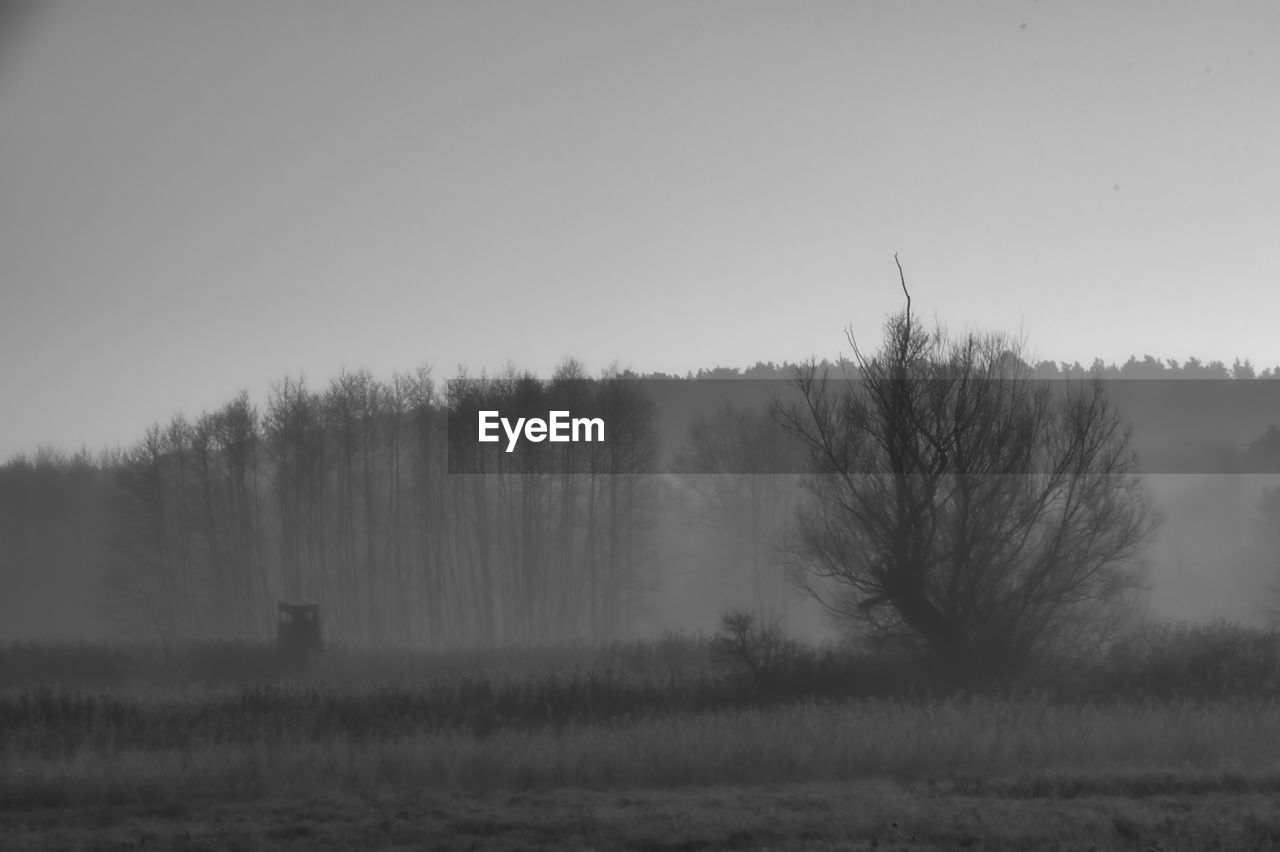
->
[679,354,1280,380]
[2,354,1280,646]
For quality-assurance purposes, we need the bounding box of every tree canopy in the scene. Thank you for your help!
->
[777,288,1158,677]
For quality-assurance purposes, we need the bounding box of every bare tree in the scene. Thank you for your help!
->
[776,263,1157,677]
[711,607,792,682]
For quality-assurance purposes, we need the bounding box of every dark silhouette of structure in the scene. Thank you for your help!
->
[277,601,322,656]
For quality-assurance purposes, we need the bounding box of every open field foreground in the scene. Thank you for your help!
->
[7,630,1280,849]
[7,694,1280,850]
[6,778,1280,851]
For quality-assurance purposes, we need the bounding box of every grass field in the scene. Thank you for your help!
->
[5,626,1280,850]
[8,781,1280,851]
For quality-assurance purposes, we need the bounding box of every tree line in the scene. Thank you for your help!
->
[0,363,662,646]
[4,330,1280,667]
[679,354,1280,381]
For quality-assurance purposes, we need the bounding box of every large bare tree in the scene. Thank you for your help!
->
[777,264,1157,677]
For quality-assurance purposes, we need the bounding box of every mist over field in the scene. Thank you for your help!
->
[5,2,1280,848]
[3,473,1276,643]
[2,366,1279,644]
[5,362,1280,851]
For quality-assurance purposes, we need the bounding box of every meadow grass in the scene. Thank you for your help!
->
[7,693,1280,810]
[5,623,1280,817]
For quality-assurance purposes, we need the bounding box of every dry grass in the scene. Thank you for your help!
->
[6,780,1280,851]
[8,631,1280,849]
[6,695,1280,810]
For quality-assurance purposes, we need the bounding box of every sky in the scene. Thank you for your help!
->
[1,1,1278,461]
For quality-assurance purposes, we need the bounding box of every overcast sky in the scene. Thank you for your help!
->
[2,1,1278,461]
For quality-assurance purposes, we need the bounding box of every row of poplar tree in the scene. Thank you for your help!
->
[41,362,666,645]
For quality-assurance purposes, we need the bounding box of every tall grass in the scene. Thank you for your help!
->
[7,695,1280,808]
[5,622,1280,808]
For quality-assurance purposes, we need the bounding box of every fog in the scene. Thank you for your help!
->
[2,372,1277,646]
[649,473,1280,643]
[1142,474,1279,625]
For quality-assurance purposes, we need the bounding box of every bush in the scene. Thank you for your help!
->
[1097,621,1280,699]
[710,609,794,683]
